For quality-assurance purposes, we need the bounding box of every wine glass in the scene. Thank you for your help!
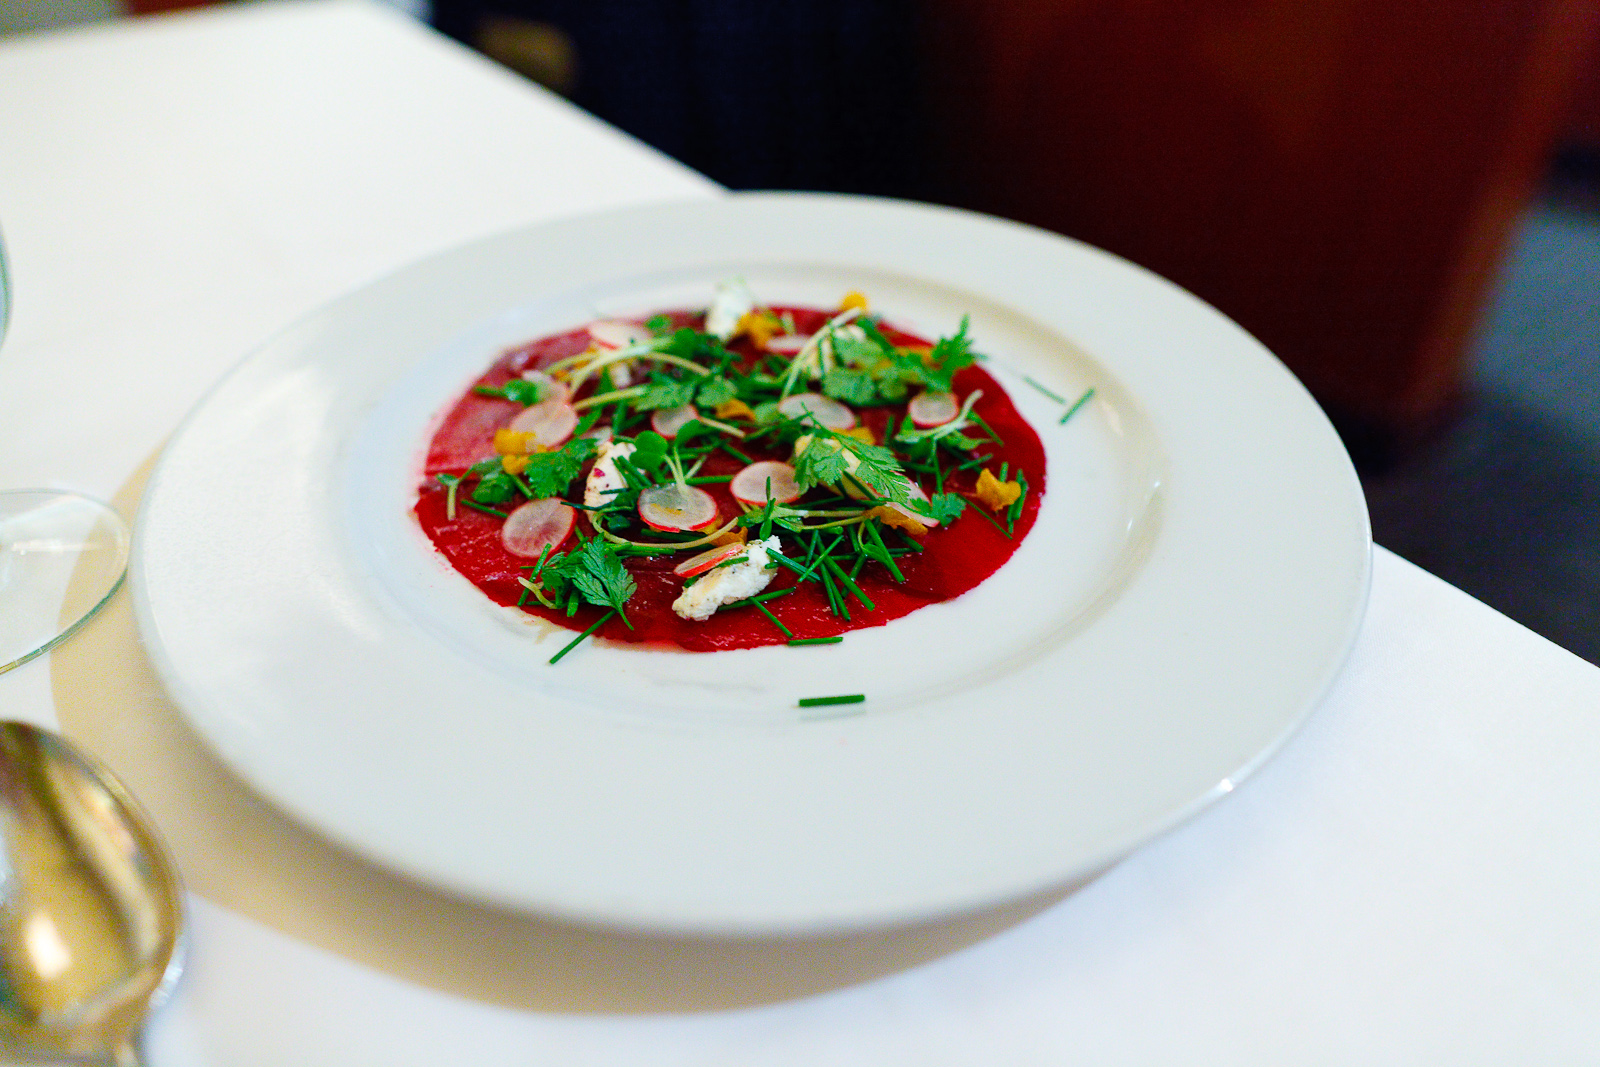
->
[0,228,130,674]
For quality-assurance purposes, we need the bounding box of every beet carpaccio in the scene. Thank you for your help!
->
[414,281,1046,657]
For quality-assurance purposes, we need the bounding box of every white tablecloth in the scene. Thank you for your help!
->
[2,4,1597,1063]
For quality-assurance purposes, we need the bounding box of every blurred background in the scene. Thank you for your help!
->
[6,0,1599,664]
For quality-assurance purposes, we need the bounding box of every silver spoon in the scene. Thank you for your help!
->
[0,721,183,1066]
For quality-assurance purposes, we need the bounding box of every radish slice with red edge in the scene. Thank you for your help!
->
[730,461,802,507]
[588,320,651,350]
[508,399,578,447]
[765,333,811,354]
[672,542,747,578]
[907,390,959,428]
[650,404,699,440]
[500,498,575,558]
[638,484,719,532]
[778,392,856,430]
[517,369,570,405]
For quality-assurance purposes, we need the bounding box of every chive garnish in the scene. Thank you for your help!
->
[686,475,733,485]
[720,443,755,465]
[824,557,876,611]
[548,609,615,664]
[798,694,864,707]
[461,499,509,519]
[753,601,793,637]
[787,636,843,646]
[963,498,1012,539]
[1060,387,1095,424]
[1022,375,1067,403]
[861,520,905,582]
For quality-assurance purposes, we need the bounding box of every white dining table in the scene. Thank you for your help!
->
[3,2,1598,1063]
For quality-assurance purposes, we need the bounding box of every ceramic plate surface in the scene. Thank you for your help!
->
[133,193,1370,935]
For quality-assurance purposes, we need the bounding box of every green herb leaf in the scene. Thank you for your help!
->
[518,437,599,499]
[925,492,967,524]
[821,368,879,406]
[470,471,518,504]
[694,375,739,408]
[567,539,637,624]
[629,431,669,472]
[636,378,699,411]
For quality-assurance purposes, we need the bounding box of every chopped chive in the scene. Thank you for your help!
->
[548,610,616,664]
[753,601,793,637]
[820,563,849,619]
[720,443,755,465]
[787,635,843,646]
[1060,387,1096,425]
[824,556,876,611]
[766,550,814,579]
[970,411,1005,445]
[798,694,865,707]
[963,498,1013,538]
[1022,375,1067,403]
[462,499,509,519]
[686,475,733,485]
[861,520,905,582]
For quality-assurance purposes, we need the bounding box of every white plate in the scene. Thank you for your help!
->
[133,193,1370,936]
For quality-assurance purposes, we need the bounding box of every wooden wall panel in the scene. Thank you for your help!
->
[921,0,1599,442]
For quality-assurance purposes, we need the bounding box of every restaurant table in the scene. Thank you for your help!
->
[3,3,1599,1064]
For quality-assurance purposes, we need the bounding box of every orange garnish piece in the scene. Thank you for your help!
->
[974,468,1022,512]
[710,525,750,547]
[734,310,780,348]
[838,290,869,314]
[842,425,877,446]
[869,505,933,536]
[500,454,531,474]
[494,428,540,455]
[715,398,756,421]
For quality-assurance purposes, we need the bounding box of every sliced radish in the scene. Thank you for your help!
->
[765,333,812,354]
[638,484,719,532]
[500,498,575,558]
[907,390,959,428]
[588,320,651,350]
[650,404,699,440]
[730,460,802,507]
[778,392,857,430]
[580,423,614,443]
[507,399,578,448]
[517,369,571,405]
[672,542,747,578]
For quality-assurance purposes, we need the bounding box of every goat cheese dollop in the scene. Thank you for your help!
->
[671,536,780,621]
[584,440,635,511]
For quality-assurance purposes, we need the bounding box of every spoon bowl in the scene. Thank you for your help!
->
[0,721,183,1066]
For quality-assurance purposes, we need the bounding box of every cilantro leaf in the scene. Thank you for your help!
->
[470,471,518,504]
[519,437,598,498]
[925,492,967,524]
[636,378,699,411]
[566,539,637,625]
[694,375,739,408]
[821,368,879,406]
[922,316,977,392]
[628,430,669,472]
[791,429,914,507]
